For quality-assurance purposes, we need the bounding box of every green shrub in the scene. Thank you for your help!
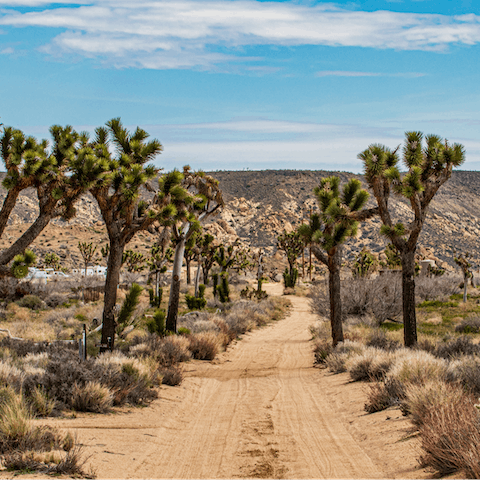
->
[146,309,166,336]
[283,267,298,288]
[218,272,230,303]
[16,295,44,310]
[177,327,191,336]
[148,287,162,308]
[185,295,207,310]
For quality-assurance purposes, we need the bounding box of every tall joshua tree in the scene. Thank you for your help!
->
[164,167,223,333]
[0,125,93,275]
[299,176,377,346]
[76,118,171,351]
[359,132,465,347]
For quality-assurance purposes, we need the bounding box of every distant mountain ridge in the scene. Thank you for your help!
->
[0,170,479,269]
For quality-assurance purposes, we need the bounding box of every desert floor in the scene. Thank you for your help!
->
[31,283,430,479]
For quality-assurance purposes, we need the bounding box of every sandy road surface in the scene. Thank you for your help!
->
[42,284,420,479]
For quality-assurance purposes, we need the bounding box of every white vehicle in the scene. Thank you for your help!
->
[72,266,107,277]
[25,268,70,283]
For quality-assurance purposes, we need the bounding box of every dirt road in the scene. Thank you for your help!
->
[45,284,424,478]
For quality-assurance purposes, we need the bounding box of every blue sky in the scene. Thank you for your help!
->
[1,0,480,172]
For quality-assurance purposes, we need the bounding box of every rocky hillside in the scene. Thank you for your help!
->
[0,170,478,271]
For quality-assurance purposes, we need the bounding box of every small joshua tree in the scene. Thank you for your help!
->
[78,241,97,277]
[299,176,377,346]
[44,252,60,271]
[352,248,378,278]
[277,230,303,289]
[454,253,473,303]
[359,132,465,347]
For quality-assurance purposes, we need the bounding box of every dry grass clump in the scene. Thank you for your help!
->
[364,376,404,413]
[160,366,183,386]
[347,347,396,382]
[446,355,480,396]
[435,335,480,359]
[388,349,447,385]
[402,381,460,428]
[325,340,365,374]
[313,337,333,365]
[188,331,220,360]
[417,390,480,478]
[0,361,25,390]
[0,386,90,476]
[71,381,113,413]
[27,386,56,417]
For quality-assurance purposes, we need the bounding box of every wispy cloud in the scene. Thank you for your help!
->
[315,70,427,77]
[1,1,480,70]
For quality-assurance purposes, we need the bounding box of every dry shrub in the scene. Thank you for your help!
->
[435,336,480,359]
[27,386,56,417]
[325,352,348,373]
[161,366,183,386]
[455,316,480,334]
[71,381,113,413]
[0,361,25,391]
[347,347,395,382]
[366,330,400,351]
[403,381,461,428]
[313,337,333,365]
[149,335,192,366]
[325,340,365,373]
[418,391,480,478]
[415,274,460,302]
[188,332,220,360]
[309,274,402,325]
[446,355,480,396]
[388,349,447,385]
[94,352,158,406]
[364,376,405,413]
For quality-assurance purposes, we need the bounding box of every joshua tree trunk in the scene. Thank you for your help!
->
[186,258,191,285]
[100,238,125,352]
[166,236,186,333]
[194,259,202,298]
[0,212,52,266]
[463,272,469,303]
[401,250,417,347]
[0,187,22,240]
[328,248,344,347]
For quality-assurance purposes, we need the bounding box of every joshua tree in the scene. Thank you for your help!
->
[184,231,200,285]
[454,253,472,303]
[299,176,377,346]
[298,213,321,280]
[277,230,303,288]
[78,241,97,276]
[164,167,223,333]
[197,233,217,285]
[352,248,378,278]
[359,132,465,347]
[0,125,92,276]
[75,118,171,351]
[44,252,60,271]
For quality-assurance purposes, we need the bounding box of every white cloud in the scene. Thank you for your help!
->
[0,46,13,53]
[315,70,426,77]
[1,1,480,69]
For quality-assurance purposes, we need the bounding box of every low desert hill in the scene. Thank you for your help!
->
[0,170,478,272]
